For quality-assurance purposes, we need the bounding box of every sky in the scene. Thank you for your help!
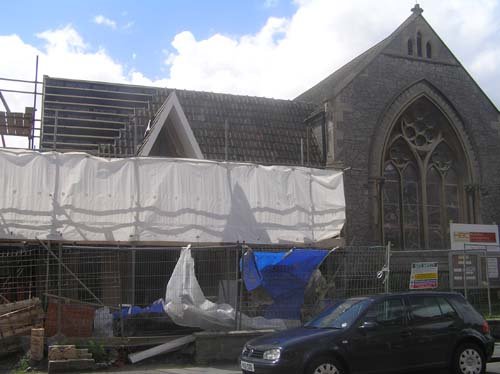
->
[1,0,500,148]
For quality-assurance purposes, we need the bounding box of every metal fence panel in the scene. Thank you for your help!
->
[2,243,500,340]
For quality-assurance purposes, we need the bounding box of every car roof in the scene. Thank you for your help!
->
[352,291,463,301]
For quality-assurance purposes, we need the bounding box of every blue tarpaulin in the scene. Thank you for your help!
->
[113,299,165,319]
[242,248,330,320]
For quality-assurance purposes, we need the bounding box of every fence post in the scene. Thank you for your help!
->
[44,242,50,309]
[385,242,391,294]
[131,249,136,306]
[237,243,246,330]
[485,250,492,316]
[463,246,468,300]
[118,248,125,338]
[234,243,240,331]
[57,243,62,341]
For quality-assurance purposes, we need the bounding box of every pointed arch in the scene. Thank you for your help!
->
[369,80,480,249]
[408,39,414,56]
[426,41,432,58]
[416,32,423,57]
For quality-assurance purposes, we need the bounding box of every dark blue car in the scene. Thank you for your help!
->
[240,292,494,374]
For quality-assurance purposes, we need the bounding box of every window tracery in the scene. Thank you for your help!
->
[382,97,467,249]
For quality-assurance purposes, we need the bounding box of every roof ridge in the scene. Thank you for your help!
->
[294,11,421,103]
[171,87,315,106]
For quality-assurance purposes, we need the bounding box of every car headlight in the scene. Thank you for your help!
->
[242,345,249,355]
[263,348,281,361]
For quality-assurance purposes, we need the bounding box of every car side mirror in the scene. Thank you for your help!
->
[358,320,377,334]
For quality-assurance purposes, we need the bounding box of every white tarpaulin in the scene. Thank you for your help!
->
[164,245,288,330]
[0,149,345,244]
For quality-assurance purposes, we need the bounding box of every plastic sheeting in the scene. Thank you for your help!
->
[0,149,345,244]
[242,249,330,319]
[164,245,287,330]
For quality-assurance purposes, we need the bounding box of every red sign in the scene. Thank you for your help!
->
[469,232,497,243]
[453,232,497,243]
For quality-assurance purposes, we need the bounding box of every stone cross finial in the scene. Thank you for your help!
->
[411,3,423,15]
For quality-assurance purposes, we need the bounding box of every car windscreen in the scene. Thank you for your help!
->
[304,298,372,329]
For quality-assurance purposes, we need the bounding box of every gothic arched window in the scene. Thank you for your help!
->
[426,41,432,58]
[382,97,468,249]
[408,39,414,55]
[416,32,423,57]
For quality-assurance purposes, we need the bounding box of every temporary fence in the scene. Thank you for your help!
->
[1,242,500,342]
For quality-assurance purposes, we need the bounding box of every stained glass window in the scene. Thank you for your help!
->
[382,97,467,249]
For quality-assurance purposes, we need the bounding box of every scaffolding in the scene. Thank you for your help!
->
[41,76,168,157]
[0,57,172,157]
[0,56,41,149]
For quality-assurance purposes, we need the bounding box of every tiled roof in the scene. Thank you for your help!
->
[148,89,324,167]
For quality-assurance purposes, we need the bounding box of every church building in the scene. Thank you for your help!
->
[40,5,500,249]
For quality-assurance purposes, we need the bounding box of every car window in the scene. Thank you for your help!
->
[437,297,458,318]
[409,296,442,321]
[364,298,405,326]
[305,298,372,329]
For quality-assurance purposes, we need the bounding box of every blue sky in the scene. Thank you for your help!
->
[0,0,297,81]
[1,0,499,129]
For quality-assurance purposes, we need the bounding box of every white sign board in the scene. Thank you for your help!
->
[409,262,438,289]
[449,223,499,251]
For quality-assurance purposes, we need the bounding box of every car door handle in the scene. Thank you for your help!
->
[400,330,412,338]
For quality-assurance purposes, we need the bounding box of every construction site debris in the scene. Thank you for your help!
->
[164,246,287,331]
[128,334,195,363]
[48,345,93,360]
[0,298,44,340]
[94,306,113,337]
[48,345,96,373]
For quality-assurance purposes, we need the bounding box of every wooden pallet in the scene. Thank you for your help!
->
[0,298,44,339]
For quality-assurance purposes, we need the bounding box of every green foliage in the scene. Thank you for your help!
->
[9,355,30,374]
[87,340,107,363]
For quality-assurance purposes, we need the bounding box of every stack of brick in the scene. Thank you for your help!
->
[0,298,44,339]
[30,328,44,361]
[48,345,95,373]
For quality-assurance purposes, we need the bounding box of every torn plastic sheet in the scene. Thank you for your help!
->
[164,245,288,331]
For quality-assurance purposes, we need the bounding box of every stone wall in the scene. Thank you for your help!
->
[330,52,500,246]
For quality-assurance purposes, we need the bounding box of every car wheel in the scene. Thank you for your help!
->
[306,356,345,374]
[453,343,486,374]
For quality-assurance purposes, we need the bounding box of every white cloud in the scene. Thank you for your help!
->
[0,0,499,150]
[0,26,127,147]
[162,0,500,106]
[115,0,500,109]
[93,15,117,29]
[164,0,409,98]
